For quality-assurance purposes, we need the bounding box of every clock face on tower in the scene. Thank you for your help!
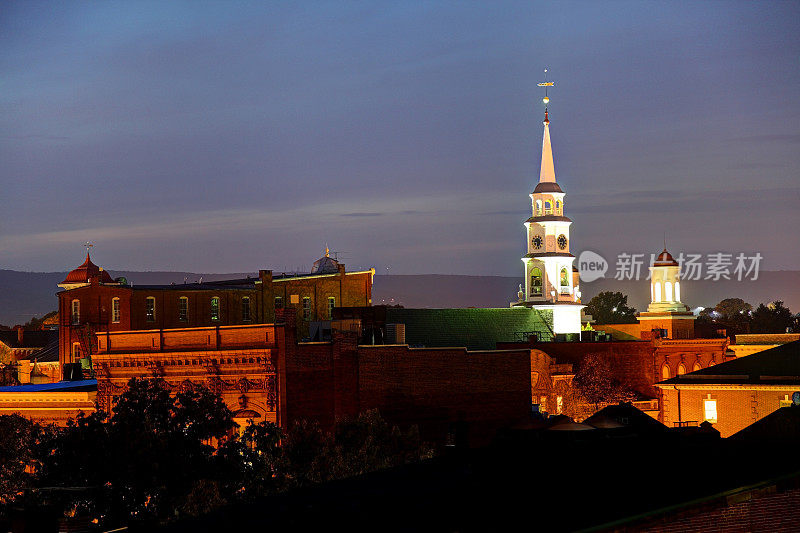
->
[557,234,568,250]
[532,235,543,250]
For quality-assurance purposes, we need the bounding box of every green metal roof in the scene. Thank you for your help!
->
[384,307,553,350]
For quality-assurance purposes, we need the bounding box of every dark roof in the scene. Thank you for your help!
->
[654,248,679,267]
[658,340,800,386]
[30,337,59,362]
[729,406,800,441]
[0,379,97,392]
[311,256,340,274]
[131,282,255,291]
[62,252,115,284]
[0,329,57,349]
[525,215,572,223]
[384,307,552,351]
[533,182,564,194]
[584,403,668,433]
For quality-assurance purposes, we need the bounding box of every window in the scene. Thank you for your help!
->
[654,283,662,303]
[535,200,542,216]
[111,298,120,323]
[555,200,562,214]
[302,297,311,320]
[211,297,220,321]
[677,363,686,375]
[72,343,81,360]
[661,363,671,380]
[328,296,335,319]
[674,281,681,302]
[665,281,673,302]
[274,296,283,309]
[71,300,80,325]
[242,297,251,322]
[530,268,543,296]
[556,395,563,414]
[544,201,552,215]
[692,362,702,372]
[145,297,156,322]
[780,395,793,408]
[703,399,717,423]
[178,297,188,322]
[560,268,569,287]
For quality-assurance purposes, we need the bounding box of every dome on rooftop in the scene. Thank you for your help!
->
[60,252,115,286]
[654,248,679,267]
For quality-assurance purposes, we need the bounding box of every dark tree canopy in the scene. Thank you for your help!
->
[585,291,638,324]
[750,301,795,334]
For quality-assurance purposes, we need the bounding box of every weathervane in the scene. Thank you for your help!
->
[84,241,94,256]
[537,68,555,121]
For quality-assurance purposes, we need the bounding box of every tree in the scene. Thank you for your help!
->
[585,291,637,324]
[750,301,794,334]
[0,415,45,507]
[571,353,637,415]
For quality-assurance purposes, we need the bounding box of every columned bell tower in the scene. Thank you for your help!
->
[513,75,584,335]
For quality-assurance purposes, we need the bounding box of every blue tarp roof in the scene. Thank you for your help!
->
[0,379,97,392]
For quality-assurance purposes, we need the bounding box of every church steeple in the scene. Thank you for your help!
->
[539,108,556,183]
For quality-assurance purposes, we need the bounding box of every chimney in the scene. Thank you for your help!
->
[17,327,24,345]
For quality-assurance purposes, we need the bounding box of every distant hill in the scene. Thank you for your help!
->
[1,269,798,327]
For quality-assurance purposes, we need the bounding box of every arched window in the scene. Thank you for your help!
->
[661,364,671,380]
[654,283,662,303]
[674,281,681,302]
[71,300,80,325]
[555,200,562,215]
[530,268,543,296]
[544,201,552,215]
[111,297,120,323]
[560,268,569,287]
[692,361,702,372]
[211,297,220,321]
[650,283,655,302]
[665,281,673,302]
[677,363,686,375]
[535,200,542,216]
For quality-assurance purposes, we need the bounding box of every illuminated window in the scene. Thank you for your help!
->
[530,268,543,296]
[780,395,793,408]
[654,283,662,303]
[674,281,681,302]
[178,297,188,321]
[555,200,562,214]
[661,364,671,380]
[692,361,701,372]
[72,343,82,361]
[328,297,335,319]
[302,297,311,320]
[677,363,686,375]
[111,298,120,323]
[544,201,552,215]
[703,399,717,423]
[556,395,563,414]
[145,297,156,322]
[274,296,283,309]
[211,297,220,321]
[665,281,673,302]
[71,300,80,325]
[242,297,251,322]
[560,268,569,287]
[535,200,542,216]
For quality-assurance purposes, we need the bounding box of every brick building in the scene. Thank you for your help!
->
[655,341,800,437]
[57,251,374,371]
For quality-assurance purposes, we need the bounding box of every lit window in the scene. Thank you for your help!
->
[211,297,220,321]
[328,296,335,319]
[302,297,311,320]
[661,364,671,380]
[274,296,283,309]
[71,300,80,325]
[703,399,717,423]
[654,283,662,303]
[677,363,686,375]
[560,268,569,287]
[111,298,120,323]
[665,281,673,302]
[556,395,563,414]
[530,268,543,296]
[72,343,81,359]
[178,297,188,321]
[692,362,701,372]
[242,297,251,322]
[145,297,156,322]
[674,281,681,302]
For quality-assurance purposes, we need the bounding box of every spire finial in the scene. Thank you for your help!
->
[537,68,554,123]
[325,244,330,258]
[84,241,94,260]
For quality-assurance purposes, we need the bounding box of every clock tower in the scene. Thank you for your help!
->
[513,78,584,335]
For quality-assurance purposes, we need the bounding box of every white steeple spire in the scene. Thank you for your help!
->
[539,111,556,183]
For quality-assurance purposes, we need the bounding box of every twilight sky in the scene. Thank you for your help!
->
[2,1,799,276]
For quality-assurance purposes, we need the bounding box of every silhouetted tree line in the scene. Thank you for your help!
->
[0,378,433,529]
[698,298,798,335]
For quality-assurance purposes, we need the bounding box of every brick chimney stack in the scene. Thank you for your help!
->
[17,327,24,345]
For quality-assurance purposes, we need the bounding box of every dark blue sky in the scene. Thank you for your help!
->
[2,1,799,275]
